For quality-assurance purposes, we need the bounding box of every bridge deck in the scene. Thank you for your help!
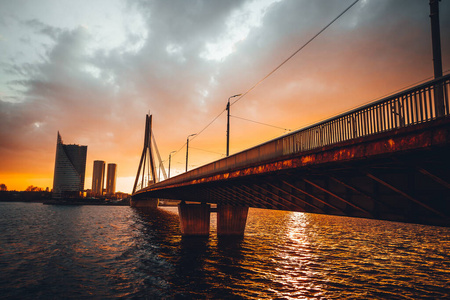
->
[134,75,450,227]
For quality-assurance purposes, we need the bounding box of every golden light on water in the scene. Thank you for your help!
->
[1,1,449,193]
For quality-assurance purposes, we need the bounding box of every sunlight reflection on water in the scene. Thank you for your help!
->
[0,202,449,299]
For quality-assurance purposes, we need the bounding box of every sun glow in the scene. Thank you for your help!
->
[1,173,53,192]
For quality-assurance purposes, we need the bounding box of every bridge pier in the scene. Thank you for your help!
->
[217,205,249,236]
[177,203,249,236]
[178,202,210,236]
[130,197,159,209]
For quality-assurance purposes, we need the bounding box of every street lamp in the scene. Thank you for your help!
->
[186,133,196,172]
[226,94,242,156]
[168,150,176,178]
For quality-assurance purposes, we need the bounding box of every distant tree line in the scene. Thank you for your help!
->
[0,184,52,202]
[0,184,50,192]
[25,185,50,192]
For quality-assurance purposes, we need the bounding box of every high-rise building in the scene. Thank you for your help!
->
[92,160,105,197]
[106,163,117,196]
[52,132,87,199]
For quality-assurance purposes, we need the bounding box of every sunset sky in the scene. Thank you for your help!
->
[1,0,449,193]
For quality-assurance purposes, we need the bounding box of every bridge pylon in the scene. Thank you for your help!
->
[131,114,159,208]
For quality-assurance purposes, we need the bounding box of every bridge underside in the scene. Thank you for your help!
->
[134,119,450,227]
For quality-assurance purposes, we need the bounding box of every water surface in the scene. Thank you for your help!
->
[0,202,449,299]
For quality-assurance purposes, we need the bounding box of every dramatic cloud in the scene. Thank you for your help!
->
[1,0,449,192]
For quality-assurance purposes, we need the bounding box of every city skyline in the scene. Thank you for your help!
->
[1,0,449,193]
[52,132,87,198]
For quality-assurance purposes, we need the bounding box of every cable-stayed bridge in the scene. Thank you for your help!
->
[132,75,450,235]
[132,0,449,235]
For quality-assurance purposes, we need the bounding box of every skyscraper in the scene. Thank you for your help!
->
[92,160,105,197]
[106,163,117,196]
[52,132,87,199]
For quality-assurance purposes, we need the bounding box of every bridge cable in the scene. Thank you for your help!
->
[151,130,167,181]
[231,0,360,107]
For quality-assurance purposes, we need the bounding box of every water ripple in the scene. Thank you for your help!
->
[1,203,449,299]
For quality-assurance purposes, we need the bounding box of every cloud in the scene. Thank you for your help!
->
[0,0,449,191]
[24,19,63,40]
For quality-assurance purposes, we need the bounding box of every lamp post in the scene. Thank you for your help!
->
[186,133,196,172]
[168,150,176,178]
[226,94,242,157]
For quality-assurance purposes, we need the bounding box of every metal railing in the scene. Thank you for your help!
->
[282,74,449,155]
[137,74,450,193]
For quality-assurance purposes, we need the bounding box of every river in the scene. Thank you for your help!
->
[0,202,449,299]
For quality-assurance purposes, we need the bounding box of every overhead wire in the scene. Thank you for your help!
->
[189,147,225,156]
[191,108,226,141]
[231,0,360,107]
[169,0,360,168]
[169,107,226,158]
[170,140,188,159]
[160,0,446,175]
[231,115,291,131]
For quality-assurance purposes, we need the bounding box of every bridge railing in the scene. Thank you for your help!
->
[139,74,450,192]
[281,74,450,155]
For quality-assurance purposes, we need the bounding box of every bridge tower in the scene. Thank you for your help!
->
[131,114,159,208]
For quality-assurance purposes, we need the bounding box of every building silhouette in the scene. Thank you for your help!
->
[52,132,87,199]
[106,163,117,196]
[92,160,105,197]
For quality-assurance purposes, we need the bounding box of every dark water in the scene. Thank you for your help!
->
[0,202,449,299]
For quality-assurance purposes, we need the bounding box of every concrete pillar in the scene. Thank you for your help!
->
[178,202,210,236]
[217,205,249,236]
[130,197,159,209]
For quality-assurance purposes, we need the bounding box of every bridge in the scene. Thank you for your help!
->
[131,1,449,235]
[131,74,450,235]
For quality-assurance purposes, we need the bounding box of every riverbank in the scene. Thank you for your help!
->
[43,199,130,206]
[0,191,51,203]
[0,191,130,206]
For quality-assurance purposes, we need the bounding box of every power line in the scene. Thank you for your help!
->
[170,141,188,159]
[168,0,360,169]
[191,108,226,142]
[231,0,360,107]
[231,115,291,131]
[169,108,226,159]
[176,0,359,149]
[189,147,225,156]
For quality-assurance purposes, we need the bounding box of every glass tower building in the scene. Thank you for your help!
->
[106,163,117,196]
[92,160,105,197]
[52,132,87,199]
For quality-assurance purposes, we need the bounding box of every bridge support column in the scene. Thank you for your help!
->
[217,205,249,236]
[130,197,159,209]
[178,202,210,236]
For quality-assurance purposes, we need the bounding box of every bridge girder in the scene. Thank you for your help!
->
[134,118,450,227]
